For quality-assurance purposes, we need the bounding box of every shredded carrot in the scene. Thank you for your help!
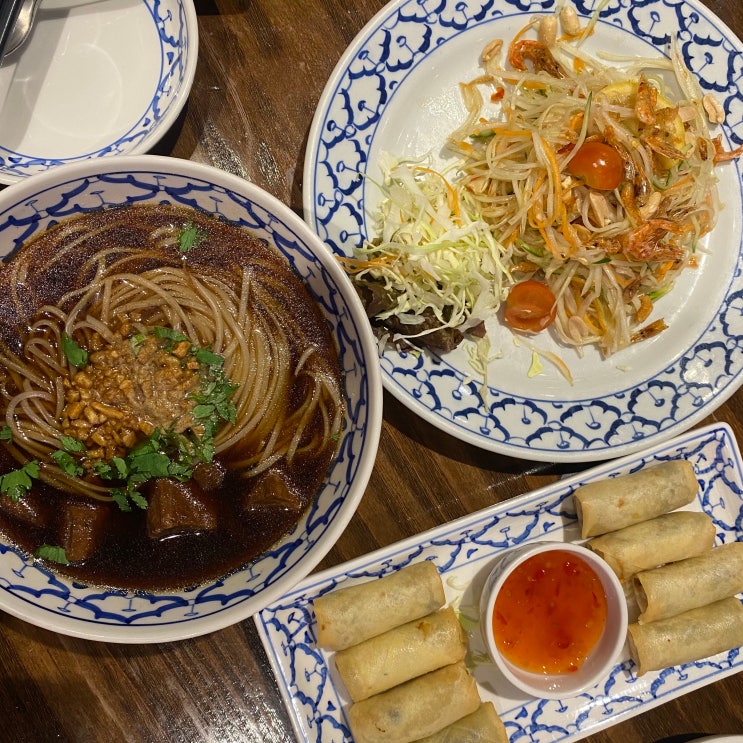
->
[489,128,533,138]
[337,255,392,273]
[654,260,676,281]
[568,112,584,133]
[536,135,567,230]
[413,166,460,218]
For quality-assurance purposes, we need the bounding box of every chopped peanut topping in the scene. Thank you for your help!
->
[60,324,201,462]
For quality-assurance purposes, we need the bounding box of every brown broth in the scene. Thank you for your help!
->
[0,204,343,591]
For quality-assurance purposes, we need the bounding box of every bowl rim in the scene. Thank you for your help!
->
[480,540,628,700]
[0,155,384,642]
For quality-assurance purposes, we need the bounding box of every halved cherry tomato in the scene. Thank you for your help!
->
[566,141,624,191]
[504,280,557,333]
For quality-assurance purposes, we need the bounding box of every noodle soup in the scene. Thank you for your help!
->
[0,204,345,591]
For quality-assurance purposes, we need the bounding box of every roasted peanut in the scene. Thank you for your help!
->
[560,6,581,36]
[703,94,725,125]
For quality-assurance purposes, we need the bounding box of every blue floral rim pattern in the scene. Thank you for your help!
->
[256,422,743,743]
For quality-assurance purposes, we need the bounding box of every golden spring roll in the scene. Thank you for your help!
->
[623,578,641,625]
[627,597,743,675]
[412,702,508,743]
[314,561,445,651]
[347,661,480,743]
[335,606,467,702]
[588,511,715,581]
[634,541,743,623]
[573,459,698,538]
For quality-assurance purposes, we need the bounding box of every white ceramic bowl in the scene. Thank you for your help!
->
[0,0,198,184]
[480,541,627,699]
[0,155,383,643]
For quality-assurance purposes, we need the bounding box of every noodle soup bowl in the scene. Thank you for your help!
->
[0,155,382,642]
[480,541,628,700]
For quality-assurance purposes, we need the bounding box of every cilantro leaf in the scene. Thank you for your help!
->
[130,333,146,355]
[111,489,132,512]
[0,463,36,500]
[59,435,86,453]
[153,326,189,343]
[35,545,69,565]
[177,222,205,253]
[61,333,89,368]
[128,450,174,478]
[51,450,84,477]
[130,492,148,510]
[194,348,224,367]
[0,460,40,502]
[0,425,11,442]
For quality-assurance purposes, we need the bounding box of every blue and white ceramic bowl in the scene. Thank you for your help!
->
[0,155,383,642]
[0,0,198,184]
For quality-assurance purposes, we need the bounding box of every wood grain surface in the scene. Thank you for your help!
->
[1,0,743,741]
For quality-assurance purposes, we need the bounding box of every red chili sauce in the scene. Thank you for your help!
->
[492,549,608,674]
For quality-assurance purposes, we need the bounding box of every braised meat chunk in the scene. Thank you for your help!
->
[147,479,218,539]
[60,502,109,562]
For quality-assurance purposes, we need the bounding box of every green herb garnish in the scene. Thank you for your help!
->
[0,460,40,502]
[61,333,88,368]
[0,425,11,442]
[35,544,69,565]
[130,333,146,355]
[153,326,189,343]
[177,222,205,253]
[51,450,84,477]
[189,349,238,458]
[59,435,86,453]
[51,436,86,476]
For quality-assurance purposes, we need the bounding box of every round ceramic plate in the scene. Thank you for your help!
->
[304,0,743,462]
[0,0,198,183]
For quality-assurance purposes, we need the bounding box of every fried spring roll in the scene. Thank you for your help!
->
[573,459,698,538]
[313,560,445,651]
[627,597,743,675]
[587,511,715,581]
[412,702,508,743]
[335,606,467,702]
[634,541,743,623]
[347,661,480,743]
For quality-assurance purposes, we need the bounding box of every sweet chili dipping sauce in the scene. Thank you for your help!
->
[492,549,608,674]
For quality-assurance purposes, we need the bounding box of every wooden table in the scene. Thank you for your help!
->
[2,0,742,740]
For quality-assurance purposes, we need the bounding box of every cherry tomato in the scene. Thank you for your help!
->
[566,141,624,191]
[504,280,557,333]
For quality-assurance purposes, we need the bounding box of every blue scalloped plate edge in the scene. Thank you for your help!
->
[256,421,743,743]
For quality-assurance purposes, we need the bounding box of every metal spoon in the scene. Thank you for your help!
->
[4,0,40,58]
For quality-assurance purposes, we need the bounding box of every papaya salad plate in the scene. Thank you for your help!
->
[304,0,743,462]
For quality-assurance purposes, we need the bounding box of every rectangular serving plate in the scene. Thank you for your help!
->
[255,422,743,743]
